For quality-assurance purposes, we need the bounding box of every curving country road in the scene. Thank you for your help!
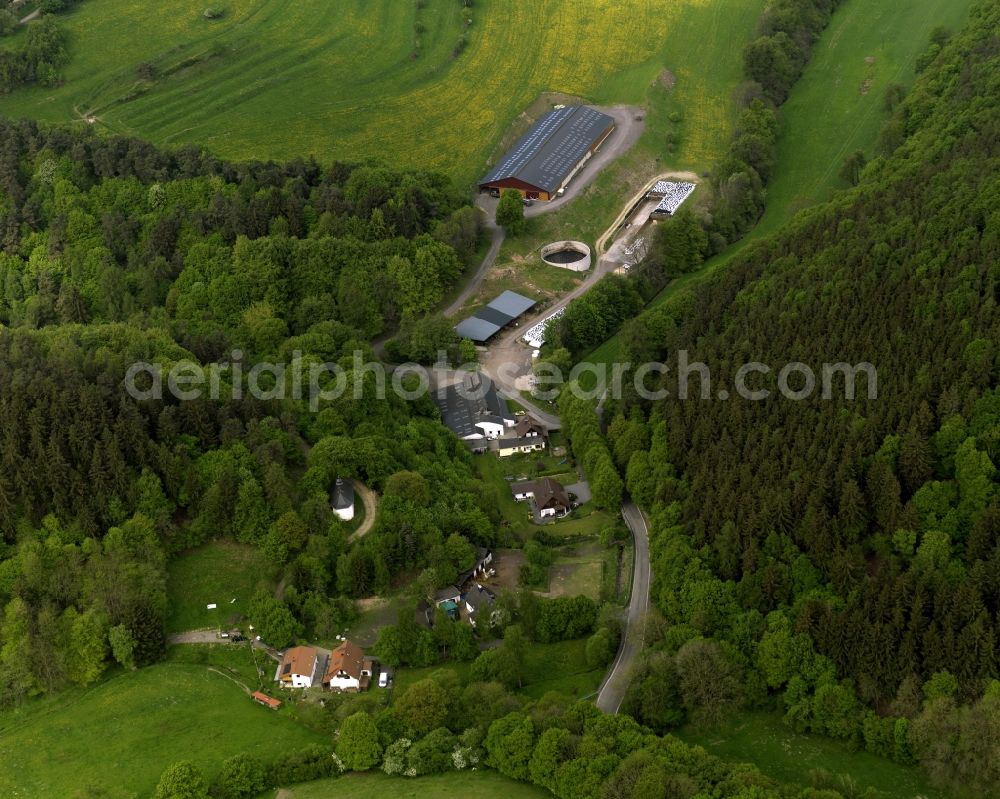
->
[596,499,651,713]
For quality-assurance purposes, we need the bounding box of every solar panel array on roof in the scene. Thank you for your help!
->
[481,106,616,195]
[455,291,537,343]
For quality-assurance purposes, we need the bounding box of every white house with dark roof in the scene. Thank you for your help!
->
[498,415,549,458]
[465,583,498,627]
[435,373,515,441]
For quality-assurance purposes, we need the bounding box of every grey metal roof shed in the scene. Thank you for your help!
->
[455,317,501,342]
[487,290,537,320]
[454,290,536,343]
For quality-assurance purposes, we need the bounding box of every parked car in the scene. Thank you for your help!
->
[522,198,534,207]
[231,634,246,643]
[378,670,390,688]
[489,188,500,198]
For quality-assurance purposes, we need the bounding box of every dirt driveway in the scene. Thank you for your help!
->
[348,480,379,543]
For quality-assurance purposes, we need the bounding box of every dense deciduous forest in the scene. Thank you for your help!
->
[0,119,501,705]
[0,13,75,94]
[608,2,1000,792]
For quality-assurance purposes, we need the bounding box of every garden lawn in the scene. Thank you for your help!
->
[393,638,602,703]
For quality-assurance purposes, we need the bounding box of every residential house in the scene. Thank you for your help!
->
[456,548,494,588]
[322,639,374,692]
[465,583,498,627]
[332,478,355,522]
[498,436,547,458]
[435,585,462,619]
[510,477,571,518]
[509,416,547,439]
[276,645,321,688]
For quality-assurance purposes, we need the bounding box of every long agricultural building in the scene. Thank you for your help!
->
[455,290,536,343]
[479,105,615,201]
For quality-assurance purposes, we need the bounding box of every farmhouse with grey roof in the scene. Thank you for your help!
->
[435,373,515,441]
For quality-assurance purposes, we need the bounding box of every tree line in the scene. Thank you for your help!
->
[152,662,855,799]
[544,0,846,362]
[604,3,1000,792]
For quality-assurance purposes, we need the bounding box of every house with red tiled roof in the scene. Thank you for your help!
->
[322,639,373,692]
[275,645,321,688]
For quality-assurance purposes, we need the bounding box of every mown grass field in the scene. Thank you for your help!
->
[677,712,963,799]
[583,0,976,373]
[0,0,757,186]
[280,771,552,799]
[166,539,278,633]
[0,654,324,798]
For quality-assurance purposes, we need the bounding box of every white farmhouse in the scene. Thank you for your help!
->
[276,646,321,688]
[322,639,373,692]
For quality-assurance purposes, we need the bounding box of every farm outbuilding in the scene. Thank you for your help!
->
[455,290,537,343]
[479,105,616,201]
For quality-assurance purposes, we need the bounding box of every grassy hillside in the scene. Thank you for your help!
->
[166,540,278,634]
[0,0,757,185]
[677,713,960,799]
[754,0,976,237]
[0,654,324,797]
[283,771,553,799]
[582,0,975,372]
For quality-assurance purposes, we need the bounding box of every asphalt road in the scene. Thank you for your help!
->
[596,500,651,714]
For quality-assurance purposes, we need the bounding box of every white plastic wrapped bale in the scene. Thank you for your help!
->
[652,181,696,216]
[523,308,565,349]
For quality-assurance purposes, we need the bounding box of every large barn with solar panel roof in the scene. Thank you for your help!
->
[479,106,616,201]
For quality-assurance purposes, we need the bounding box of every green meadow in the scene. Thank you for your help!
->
[0,0,758,186]
[0,653,323,798]
[677,712,965,799]
[166,539,278,634]
[584,0,976,372]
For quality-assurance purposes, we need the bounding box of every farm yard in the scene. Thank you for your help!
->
[0,0,762,186]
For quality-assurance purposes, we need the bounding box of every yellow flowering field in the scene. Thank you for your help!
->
[0,0,762,182]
